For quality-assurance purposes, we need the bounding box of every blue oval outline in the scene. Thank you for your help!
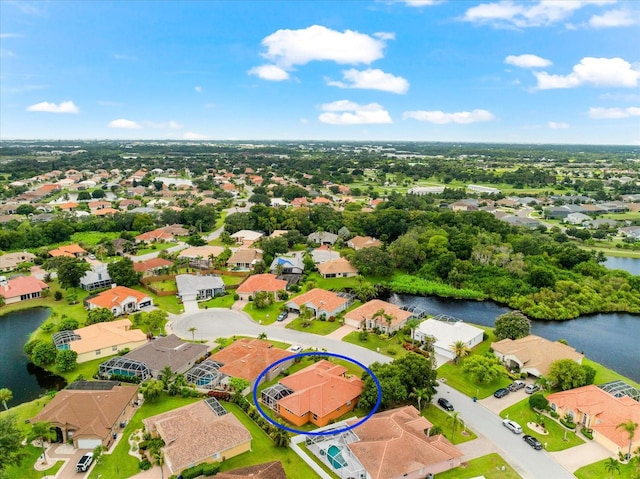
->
[251,351,382,436]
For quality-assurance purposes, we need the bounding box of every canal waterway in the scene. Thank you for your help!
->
[0,308,66,408]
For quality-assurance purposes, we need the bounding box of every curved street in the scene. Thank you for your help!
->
[170,308,578,479]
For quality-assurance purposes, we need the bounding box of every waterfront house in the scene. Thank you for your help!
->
[344,299,412,333]
[0,275,49,305]
[317,258,358,279]
[285,288,352,319]
[85,285,153,316]
[414,319,484,361]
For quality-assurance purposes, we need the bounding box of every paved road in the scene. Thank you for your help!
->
[171,308,576,479]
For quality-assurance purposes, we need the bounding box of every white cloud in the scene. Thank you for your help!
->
[403,109,495,124]
[194,86,202,93]
[0,33,23,39]
[108,118,141,129]
[548,121,570,129]
[259,25,388,69]
[248,64,290,81]
[463,1,614,28]
[26,100,79,114]
[535,57,640,89]
[505,54,552,68]
[400,0,443,6]
[588,107,640,119]
[143,120,183,129]
[326,68,409,94]
[184,132,206,140]
[319,100,392,125]
[589,9,639,28]
[374,32,396,40]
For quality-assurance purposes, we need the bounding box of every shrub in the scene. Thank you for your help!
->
[581,428,593,440]
[54,291,63,301]
[40,322,55,332]
[560,417,576,429]
[550,411,559,419]
[528,393,549,411]
[233,293,239,300]
[201,462,220,476]
[138,459,152,470]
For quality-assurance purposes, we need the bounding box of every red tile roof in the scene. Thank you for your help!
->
[86,286,150,309]
[0,276,49,299]
[133,257,174,272]
[288,288,348,314]
[236,274,287,295]
[345,299,412,329]
[212,338,293,383]
[49,244,87,257]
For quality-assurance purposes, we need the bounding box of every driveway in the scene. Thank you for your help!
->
[550,440,612,473]
[182,299,199,313]
[43,444,91,479]
[480,387,529,414]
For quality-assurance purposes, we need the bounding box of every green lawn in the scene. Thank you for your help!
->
[342,331,409,358]
[198,293,236,309]
[574,458,638,479]
[243,301,286,325]
[131,285,182,314]
[89,393,200,479]
[5,445,64,479]
[135,242,175,255]
[421,403,477,445]
[220,274,246,286]
[219,402,319,479]
[583,358,640,390]
[286,317,343,335]
[70,231,121,246]
[435,453,522,479]
[0,396,54,434]
[53,355,109,383]
[146,279,176,291]
[499,399,584,451]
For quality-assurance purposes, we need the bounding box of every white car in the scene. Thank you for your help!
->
[76,452,93,472]
[503,419,523,434]
[290,345,303,353]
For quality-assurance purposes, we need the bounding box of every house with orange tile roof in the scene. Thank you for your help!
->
[133,257,174,276]
[235,273,287,301]
[58,201,79,211]
[227,248,263,271]
[317,257,358,279]
[49,243,87,258]
[53,318,147,363]
[88,200,112,211]
[315,405,462,479]
[134,228,175,244]
[0,276,49,305]
[93,207,119,216]
[547,385,640,456]
[290,197,309,207]
[285,288,352,319]
[32,381,138,449]
[85,285,153,316]
[143,399,251,475]
[312,197,332,205]
[261,360,363,428]
[347,235,383,250]
[492,335,583,378]
[344,299,413,333]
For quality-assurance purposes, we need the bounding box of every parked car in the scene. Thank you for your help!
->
[493,387,510,398]
[76,452,93,472]
[509,380,526,392]
[502,419,522,434]
[437,398,454,411]
[277,311,289,322]
[290,344,303,353]
[525,384,541,394]
[523,434,543,450]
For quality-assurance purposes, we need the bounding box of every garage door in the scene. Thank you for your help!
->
[77,439,102,449]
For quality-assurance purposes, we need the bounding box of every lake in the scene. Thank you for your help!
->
[391,294,640,383]
[0,308,66,408]
[605,256,640,276]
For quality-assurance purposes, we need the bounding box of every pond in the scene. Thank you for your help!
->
[0,308,66,408]
[605,256,640,276]
[391,294,640,383]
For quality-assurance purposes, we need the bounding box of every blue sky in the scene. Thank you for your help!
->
[1,0,639,144]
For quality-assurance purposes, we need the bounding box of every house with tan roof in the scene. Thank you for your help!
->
[261,360,363,428]
[235,273,287,301]
[133,257,174,276]
[325,405,463,479]
[227,248,263,271]
[178,245,225,268]
[85,285,153,316]
[143,399,251,475]
[317,258,358,279]
[230,229,264,245]
[285,288,352,319]
[31,381,138,449]
[49,243,87,258]
[347,236,383,250]
[547,385,640,456]
[216,461,287,479]
[190,338,294,388]
[492,334,583,378]
[0,251,36,272]
[344,299,413,333]
[53,318,147,363]
[0,275,49,305]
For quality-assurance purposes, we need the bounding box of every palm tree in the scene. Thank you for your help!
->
[535,375,551,392]
[448,411,462,441]
[405,318,421,345]
[159,366,174,390]
[604,458,621,479]
[0,388,13,410]
[188,326,197,342]
[383,313,395,334]
[616,420,638,461]
[28,421,56,465]
[270,428,290,448]
[449,341,471,365]
[371,308,385,331]
[409,387,430,412]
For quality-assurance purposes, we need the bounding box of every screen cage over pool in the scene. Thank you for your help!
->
[185,359,225,389]
[52,330,81,350]
[98,356,151,381]
[261,383,293,411]
[305,428,366,479]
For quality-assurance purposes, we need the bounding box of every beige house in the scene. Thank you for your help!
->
[492,335,583,377]
[31,381,139,450]
[317,258,358,279]
[53,318,148,363]
[143,399,251,474]
[347,236,382,250]
[0,251,36,272]
[344,299,413,333]
[227,248,263,270]
[0,276,49,305]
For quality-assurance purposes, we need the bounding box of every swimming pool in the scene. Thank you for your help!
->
[327,445,347,470]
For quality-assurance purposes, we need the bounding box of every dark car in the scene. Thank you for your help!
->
[437,397,454,411]
[523,434,543,450]
[493,388,510,398]
[277,311,289,322]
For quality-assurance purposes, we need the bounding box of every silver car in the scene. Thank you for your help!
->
[503,419,523,434]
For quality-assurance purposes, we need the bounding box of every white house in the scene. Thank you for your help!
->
[414,319,484,360]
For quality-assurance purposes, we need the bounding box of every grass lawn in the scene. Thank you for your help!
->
[499,399,584,451]
[5,445,64,479]
[50,355,109,384]
[421,403,477,445]
[303,272,363,291]
[131,285,182,314]
[146,279,176,291]
[435,453,522,479]
[89,393,201,479]
[70,231,121,246]
[0,396,54,434]
[583,358,640,390]
[342,331,409,358]
[220,274,245,286]
[574,458,638,479]
[243,301,286,325]
[198,293,236,309]
[219,402,319,479]
[135,242,175,256]
[286,317,343,335]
